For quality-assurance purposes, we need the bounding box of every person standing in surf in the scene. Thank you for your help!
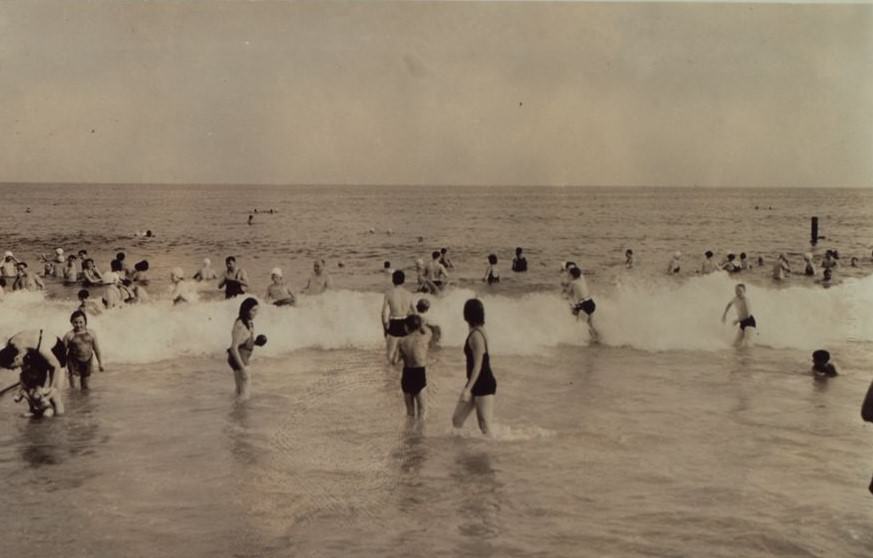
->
[63,310,104,390]
[397,314,432,420]
[0,330,66,417]
[569,266,599,342]
[382,270,416,364]
[301,258,332,295]
[218,256,249,299]
[227,297,267,400]
[452,299,496,436]
[721,283,756,347]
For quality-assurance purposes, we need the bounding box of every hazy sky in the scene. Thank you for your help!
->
[1,1,871,187]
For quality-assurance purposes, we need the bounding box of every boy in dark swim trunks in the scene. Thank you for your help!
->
[382,270,415,363]
[397,314,432,420]
[63,310,104,390]
[569,266,599,342]
[721,283,755,347]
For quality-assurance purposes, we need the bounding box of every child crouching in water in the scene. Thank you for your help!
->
[63,310,104,390]
[397,314,432,420]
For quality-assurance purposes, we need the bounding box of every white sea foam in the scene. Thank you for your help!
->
[0,272,870,363]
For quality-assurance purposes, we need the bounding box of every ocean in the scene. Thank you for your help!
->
[1,184,872,557]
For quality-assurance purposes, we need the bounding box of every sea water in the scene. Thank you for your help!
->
[0,184,871,557]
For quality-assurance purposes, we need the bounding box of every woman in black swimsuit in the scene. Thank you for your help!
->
[227,297,265,399]
[452,298,496,435]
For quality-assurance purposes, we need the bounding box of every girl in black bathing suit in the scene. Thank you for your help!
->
[227,297,266,399]
[452,299,496,435]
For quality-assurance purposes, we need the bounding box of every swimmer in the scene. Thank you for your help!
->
[817,267,835,287]
[170,267,197,304]
[227,297,265,399]
[382,270,416,364]
[101,272,124,308]
[397,314,432,419]
[483,254,500,285]
[248,214,254,226]
[438,247,454,269]
[772,254,791,281]
[13,262,44,291]
[850,256,859,268]
[383,261,393,275]
[1,251,20,281]
[301,258,331,295]
[568,266,599,342]
[757,256,765,267]
[193,258,218,281]
[131,260,150,285]
[218,256,249,299]
[63,311,104,390]
[667,252,681,274]
[425,251,449,292]
[414,258,433,293]
[452,299,496,436]
[721,253,740,273]
[265,267,296,306]
[63,255,79,284]
[512,247,528,272]
[701,250,718,274]
[113,252,131,279]
[803,253,817,276]
[81,258,104,286]
[77,289,103,316]
[811,349,838,378]
[0,330,66,417]
[721,283,755,347]
[415,298,442,347]
[625,249,635,269]
[739,252,750,271]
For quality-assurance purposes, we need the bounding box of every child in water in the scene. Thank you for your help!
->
[265,267,296,306]
[483,254,500,285]
[397,314,432,420]
[721,283,756,347]
[63,310,104,390]
[811,349,838,378]
[415,298,441,347]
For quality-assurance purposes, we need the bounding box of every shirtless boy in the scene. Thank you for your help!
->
[397,314,433,419]
[721,283,756,347]
[382,270,415,363]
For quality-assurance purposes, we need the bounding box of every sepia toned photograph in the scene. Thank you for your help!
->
[1,1,871,556]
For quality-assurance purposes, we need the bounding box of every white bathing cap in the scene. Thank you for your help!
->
[271,267,282,277]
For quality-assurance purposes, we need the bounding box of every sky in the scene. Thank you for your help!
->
[0,1,871,187]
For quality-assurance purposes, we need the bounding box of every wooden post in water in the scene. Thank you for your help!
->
[810,216,819,246]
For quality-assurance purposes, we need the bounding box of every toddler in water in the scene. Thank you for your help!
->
[63,310,104,390]
[811,350,838,378]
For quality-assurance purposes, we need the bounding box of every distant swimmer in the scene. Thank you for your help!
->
[397,314,433,420]
[721,253,740,273]
[13,262,44,291]
[302,258,331,295]
[701,250,719,274]
[816,267,835,288]
[383,261,393,276]
[625,249,635,269]
[772,253,791,281]
[0,330,66,417]
[667,252,681,274]
[226,297,267,400]
[63,311,104,390]
[81,258,104,286]
[425,251,449,293]
[382,270,416,363]
[452,299,496,436]
[248,214,254,226]
[193,258,218,281]
[811,349,838,378]
[822,250,839,271]
[721,283,755,347]
[569,266,599,343]
[483,254,500,285]
[739,252,750,271]
[170,267,197,304]
[438,248,454,270]
[77,289,103,316]
[218,256,249,299]
[850,256,859,268]
[265,267,296,306]
[131,260,150,286]
[803,253,817,276]
[1,251,20,281]
[416,298,441,347]
[512,247,528,272]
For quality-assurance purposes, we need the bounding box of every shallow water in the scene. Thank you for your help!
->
[1,185,872,557]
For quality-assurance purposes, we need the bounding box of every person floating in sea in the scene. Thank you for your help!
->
[226,297,267,400]
[218,256,249,299]
[452,298,496,436]
[0,330,66,417]
[265,267,296,306]
[701,250,719,274]
[721,283,756,347]
[512,247,528,272]
[483,254,500,285]
[193,258,218,281]
[302,258,331,295]
[811,349,838,378]
[667,252,681,274]
[569,266,599,343]
[382,270,416,364]
[63,310,104,390]
[397,314,432,421]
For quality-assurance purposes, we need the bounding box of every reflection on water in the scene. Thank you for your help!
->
[452,446,502,557]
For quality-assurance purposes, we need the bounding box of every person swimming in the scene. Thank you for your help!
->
[512,247,528,272]
[811,349,838,378]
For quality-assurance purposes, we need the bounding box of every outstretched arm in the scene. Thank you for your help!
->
[721,300,734,323]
